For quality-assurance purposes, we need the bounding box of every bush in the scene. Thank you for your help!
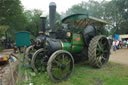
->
[0,41,4,51]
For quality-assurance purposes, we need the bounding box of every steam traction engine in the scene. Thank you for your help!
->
[25,2,110,82]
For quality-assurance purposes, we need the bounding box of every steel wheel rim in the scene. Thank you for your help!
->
[96,37,109,67]
[34,52,46,72]
[28,49,36,59]
[51,53,73,80]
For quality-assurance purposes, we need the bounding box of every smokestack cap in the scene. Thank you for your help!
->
[40,12,47,18]
[49,2,56,7]
[40,16,46,19]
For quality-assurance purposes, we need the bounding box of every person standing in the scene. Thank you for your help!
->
[119,41,123,48]
[116,40,119,49]
[127,40,128,48]
[113,39,116,52]
[123,40,126,47]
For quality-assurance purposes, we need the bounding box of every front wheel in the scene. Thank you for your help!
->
[31,48,47,72]
[25,45,36,64]
[47,50,74,82]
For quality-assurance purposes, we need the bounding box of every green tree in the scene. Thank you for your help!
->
[0,25,8,37]
[65,0,110,36]
[114,0,128,34]
[24,9,42,37]
[0,0,27,40]
[65,0,128,35]
[65,0,105,18]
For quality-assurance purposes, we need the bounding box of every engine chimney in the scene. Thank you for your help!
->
[49,2,56,32]
[40,16,46,34]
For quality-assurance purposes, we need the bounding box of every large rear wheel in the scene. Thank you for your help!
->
[47,50,74,82]
[88,35,110,68]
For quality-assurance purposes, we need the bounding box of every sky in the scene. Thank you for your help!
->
[21,0,110,14]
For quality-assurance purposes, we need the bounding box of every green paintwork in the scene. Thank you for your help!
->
[63,42,72,52]
[62,14,109,27]
[62,34,84,54]
[62,14,88,23]
[72,33,84,46]
[71,45,84,53]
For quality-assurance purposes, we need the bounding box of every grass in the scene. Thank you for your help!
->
[16,62,128,85]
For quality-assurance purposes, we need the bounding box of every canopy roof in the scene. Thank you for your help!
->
[62,14,108,27]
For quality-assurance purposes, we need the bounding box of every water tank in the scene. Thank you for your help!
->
[16,32,30,47]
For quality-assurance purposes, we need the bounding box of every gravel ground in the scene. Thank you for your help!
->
[110,48,128,65]
[0,49,18,85]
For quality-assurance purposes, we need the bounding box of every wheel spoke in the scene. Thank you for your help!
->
[97,56,102,65]
[102,57,106,61]
[97,53,103,61]
[62,65,70,76]
[103,43,107,47]
[35,57,43,70]
[98,42,102,50]
[103,50,108,53]
[30,50,35,53]
[98,60,102,66]
[96,52,101,57]
[100,44,104,50]
[65,59,71,65]
[97,56,101,61]
[97,48,102,52]
[62,54,65,64]
[54,59,61,67]
[52,68,62,78]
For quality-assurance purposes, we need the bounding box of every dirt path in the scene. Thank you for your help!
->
[110,48,128,65]
[0,49,18,85]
